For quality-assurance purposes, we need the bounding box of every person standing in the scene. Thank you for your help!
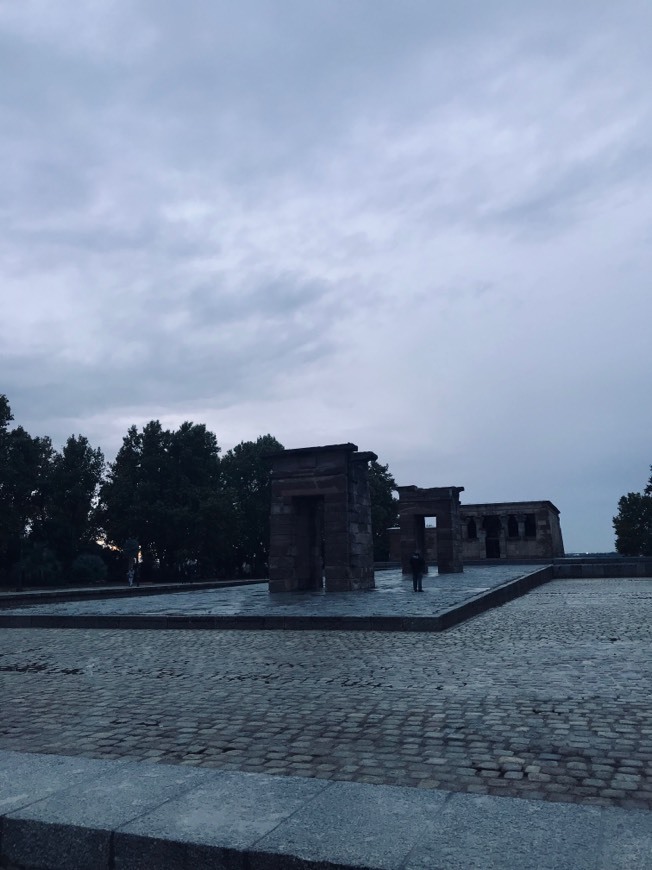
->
[409,550,425,592]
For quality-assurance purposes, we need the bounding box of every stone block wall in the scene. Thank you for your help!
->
[388,499,564,564]
[397,486,465,574]
[268,444,376,593]
[461,501,564,561]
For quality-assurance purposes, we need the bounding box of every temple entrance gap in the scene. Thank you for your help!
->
[483,515,502,559]
[397,485,465,575]
[267,444,377,593]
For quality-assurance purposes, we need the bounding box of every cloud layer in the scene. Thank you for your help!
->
[2,0,652,551]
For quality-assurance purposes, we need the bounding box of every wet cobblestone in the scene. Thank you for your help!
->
[1,578,651,812]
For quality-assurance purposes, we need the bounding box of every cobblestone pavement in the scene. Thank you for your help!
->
[1,565,533,618]
[1,579,652,812]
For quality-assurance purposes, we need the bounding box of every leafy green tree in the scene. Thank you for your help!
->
[0,395,11,432]
[367,460,399,561]
[19,541,62,587]
[95,425,143,559]
[71,553,108,585]
[0,396,53,581]
[34,435,104,569]
[220,435,284,576]
[0,396,16,578]
[98,420,228,579]
[165,421,227,574]
[613,469,652,556]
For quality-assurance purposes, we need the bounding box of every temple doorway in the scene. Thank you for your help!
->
[483,515,502,559]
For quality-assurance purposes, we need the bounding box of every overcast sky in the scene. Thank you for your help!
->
[2,0,651,552]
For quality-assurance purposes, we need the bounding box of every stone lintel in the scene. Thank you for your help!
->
[267,443,359,460]
[460,499,559,515]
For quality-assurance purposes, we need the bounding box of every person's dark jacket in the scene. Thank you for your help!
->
[409,552,425,574]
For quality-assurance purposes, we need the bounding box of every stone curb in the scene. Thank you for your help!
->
[437,565,553,629]
[1,750,650,870]
[552,559,652,578]
[0,569,553,633]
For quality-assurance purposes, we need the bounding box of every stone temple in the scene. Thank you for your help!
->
[267,443,376,592]
[389,499,564,563]
[267,442,565,593]
[396,485,465,575]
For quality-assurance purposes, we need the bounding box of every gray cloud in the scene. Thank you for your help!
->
[2,0,652,550]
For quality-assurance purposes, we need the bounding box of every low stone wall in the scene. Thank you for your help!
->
[0,580,263,610]
[553,558,652,578]
[437,566,554,630]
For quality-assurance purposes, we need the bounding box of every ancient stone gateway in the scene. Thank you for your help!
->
[267,443,377,593]
[397,485,465,575]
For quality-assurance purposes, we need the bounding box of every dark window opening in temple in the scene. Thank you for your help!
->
[482,516,501,536]
[467,517,477,539]
[508,515,519,538]
[524,513,537,537]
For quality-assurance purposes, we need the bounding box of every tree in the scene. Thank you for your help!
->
[98,420,228,579]
[613,469,652,556]
[0,396,53,581]
[367,460,399,561]
[19,541,61,587]
[70,553,108,585]
[220,435,284,576]
[0,395,11,432]
[95,424,143,559]
[34,435,104,568]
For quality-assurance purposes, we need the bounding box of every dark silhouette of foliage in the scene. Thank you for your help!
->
[220,435,284,576]
[613,468,652,556]
[1,392,402,584]
[18,542,62,587]
[71,553,108,585]
[367,460,399,561]
[33,435,104,568]
[97,420,231,579]
[0,396,54,580]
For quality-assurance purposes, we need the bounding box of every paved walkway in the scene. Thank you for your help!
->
[0,566,531,618]
[1,578,651,813]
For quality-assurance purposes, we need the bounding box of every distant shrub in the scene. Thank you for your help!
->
[20,544,62,587]
[71,553,108,585]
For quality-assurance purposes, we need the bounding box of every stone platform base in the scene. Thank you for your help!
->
[1,750,650,870]
[0,568,554,632]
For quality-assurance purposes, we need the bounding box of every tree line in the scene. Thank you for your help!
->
[613,466,652,556]
[0,395,398,586]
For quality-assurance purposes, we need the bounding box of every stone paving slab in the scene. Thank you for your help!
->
[115,768,328,870]
[1,750,651,870]
[401,791,650,870]
[0,750,122,815]
[1,579,652,815]
[2,755,213,870]
[250,778,449,869]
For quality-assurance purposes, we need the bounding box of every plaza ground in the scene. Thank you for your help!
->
[1,578,652,811]
[0,564,531,618]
